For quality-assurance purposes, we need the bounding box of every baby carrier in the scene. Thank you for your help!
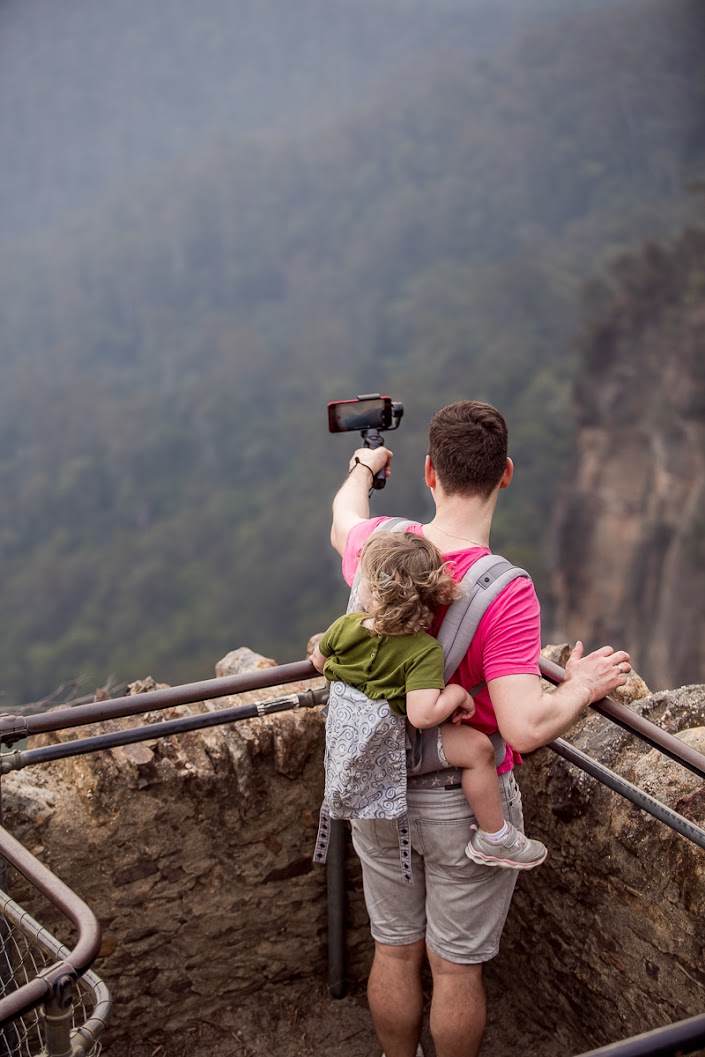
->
[313,518,530,883]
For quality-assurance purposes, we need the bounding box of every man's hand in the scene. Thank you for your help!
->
[330,445,394,556]
[347,446,392,479]
[563,640,632,702]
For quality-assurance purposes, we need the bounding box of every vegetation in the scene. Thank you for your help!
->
[0,0,703,706]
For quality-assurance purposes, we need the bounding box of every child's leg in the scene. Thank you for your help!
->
[441,723,548,871]
[440,724,504,833]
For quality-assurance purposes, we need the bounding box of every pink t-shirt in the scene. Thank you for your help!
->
[342,516,542,773]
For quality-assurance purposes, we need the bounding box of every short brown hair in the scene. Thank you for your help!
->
[359,533,457,636]
[428,401,508,499]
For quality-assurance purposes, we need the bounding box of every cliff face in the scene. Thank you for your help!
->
[551,227,705,690]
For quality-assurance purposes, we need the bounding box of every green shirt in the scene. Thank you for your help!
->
[318,612,445,716]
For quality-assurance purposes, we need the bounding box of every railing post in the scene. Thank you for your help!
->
[0,775,21,1057]
[327,819,347,999]
[42,978,75,1057]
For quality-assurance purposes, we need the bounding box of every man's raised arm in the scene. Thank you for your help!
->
[489,641,632,753]
[330,445,393,556]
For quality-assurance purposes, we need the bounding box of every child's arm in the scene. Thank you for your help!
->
[406,684,475,729]
[311,645,327,674]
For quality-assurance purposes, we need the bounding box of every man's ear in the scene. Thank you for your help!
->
[499,457,514,490]
[425,455,437,489]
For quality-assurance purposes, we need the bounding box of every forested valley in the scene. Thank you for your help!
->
[0,0,703,707]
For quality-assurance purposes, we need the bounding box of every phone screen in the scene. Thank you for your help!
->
[328,397,390,433]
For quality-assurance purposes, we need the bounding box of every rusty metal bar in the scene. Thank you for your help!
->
[0,660,318,747]
[0,826,102,1027]
[539,658,705,780]
[0,686,328,774]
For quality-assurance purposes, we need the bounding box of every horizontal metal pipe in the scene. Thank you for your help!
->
[539,658,705,780]
[0,687,328,773]
[0,660,318,745]
[0,825,101,1026]
[574,1011,705,1057]
[550,738,705,851]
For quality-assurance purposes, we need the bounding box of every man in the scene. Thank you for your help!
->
[329,400,631,1057]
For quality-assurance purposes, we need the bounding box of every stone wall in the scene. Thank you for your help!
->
[2,649,372,1045]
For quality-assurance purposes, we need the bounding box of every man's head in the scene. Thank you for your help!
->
[428,401,509,500]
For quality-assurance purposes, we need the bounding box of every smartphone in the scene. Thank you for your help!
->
[327,395,393,434]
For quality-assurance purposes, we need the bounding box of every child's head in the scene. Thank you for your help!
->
[358,533,457,636]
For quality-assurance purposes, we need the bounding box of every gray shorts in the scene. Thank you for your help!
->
[350,771,523,964]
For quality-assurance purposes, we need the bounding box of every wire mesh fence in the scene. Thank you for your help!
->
[0,886,111,1057]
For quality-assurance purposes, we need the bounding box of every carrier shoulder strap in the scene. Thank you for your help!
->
[438,555,531,686]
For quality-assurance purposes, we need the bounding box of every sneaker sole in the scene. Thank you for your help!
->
[464,845,548,870]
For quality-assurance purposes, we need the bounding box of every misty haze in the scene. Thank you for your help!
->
[0,0,703,709]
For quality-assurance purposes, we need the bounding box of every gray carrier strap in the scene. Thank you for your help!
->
[435,555,530,770]
[438,555,531,684]
[315,805,414,885]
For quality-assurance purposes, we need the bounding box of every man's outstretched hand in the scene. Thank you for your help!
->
[348,446,393,479]
[564,640,632,705]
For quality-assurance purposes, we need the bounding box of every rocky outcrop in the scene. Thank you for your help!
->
[550,227,705,690]
[2,644,704,1054]
[490,644,705,1052]
[2,649,371,1046]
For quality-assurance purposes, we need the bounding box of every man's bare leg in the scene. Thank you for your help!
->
[367,939,426,1057]
[427,949,486,1057]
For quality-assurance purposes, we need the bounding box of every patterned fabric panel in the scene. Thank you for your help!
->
[324,680,407,819]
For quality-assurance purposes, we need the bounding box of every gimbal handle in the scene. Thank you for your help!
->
[361,428,387,492]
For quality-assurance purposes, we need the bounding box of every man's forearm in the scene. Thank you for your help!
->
[330,446,392,556]
[490,643,631,754]
[330,464,372,555]
[518,681,593,752]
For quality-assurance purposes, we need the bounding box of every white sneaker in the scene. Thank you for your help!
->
[381,1047,424,1057]
[465,822,547,870]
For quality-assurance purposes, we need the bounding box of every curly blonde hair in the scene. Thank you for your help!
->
[359,532,458,636]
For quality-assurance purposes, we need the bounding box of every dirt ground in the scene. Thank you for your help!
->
[107,973,556,1057]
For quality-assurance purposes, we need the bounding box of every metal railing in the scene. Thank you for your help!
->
[0,824,110,1055]
[0,657,703,1057]
[0,661,319,750]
